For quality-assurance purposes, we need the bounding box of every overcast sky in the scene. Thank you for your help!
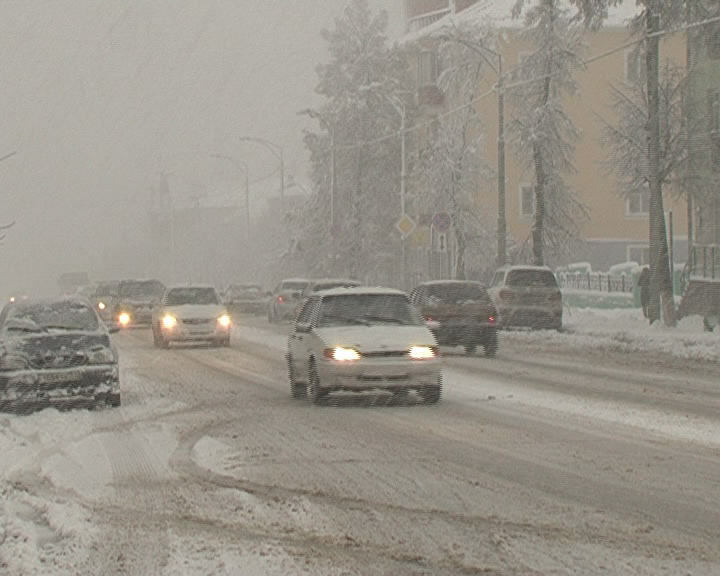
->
[0,0,404,296]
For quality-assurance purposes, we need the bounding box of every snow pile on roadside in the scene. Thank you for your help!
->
[553,308,719,361]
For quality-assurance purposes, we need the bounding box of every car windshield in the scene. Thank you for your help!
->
[281,281,309,292]
[317,293,423,327]
[4,300,100,332]
[506,269,558,288]
[94,283,118,297]
[165,287,219,306]
[229,285,262,297]
[425,283,488,304]
[119,280,165,299]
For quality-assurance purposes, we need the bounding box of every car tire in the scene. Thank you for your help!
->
[288,357,306,399]
[484,336,498,358]
[106,393,121,408]
[419,379,442,405]
[308,361,325,405]
[464,344,477,356]
[157,332,169,349]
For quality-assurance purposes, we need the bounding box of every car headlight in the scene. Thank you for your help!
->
[0,354,29,370]
[324,347,361,361]
[217,314,231,328]
[97,301,106,311]
[409,345,436,360]
[117,312,131,326]
[162,314,177,329]
[88,347,116,364]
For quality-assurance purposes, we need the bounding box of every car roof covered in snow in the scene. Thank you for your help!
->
[316,286,408,298]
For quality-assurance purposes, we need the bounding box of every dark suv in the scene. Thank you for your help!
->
[488,266,562,330]
[410,280,498,357]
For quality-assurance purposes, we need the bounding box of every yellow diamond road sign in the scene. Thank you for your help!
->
[395,214,416,239]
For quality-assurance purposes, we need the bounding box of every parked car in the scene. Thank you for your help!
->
[152,284,231,348]
[487,265,563,330]
[267,278,310,323]
[114,278,166,328]
[287,286,442,405]
[293,278,362,317]
[0,296,120,413]
[89,281,120,323]
[223,283,266,315]
[410,280,498,357]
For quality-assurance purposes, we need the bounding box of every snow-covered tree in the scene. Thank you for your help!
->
[600,60,695,203]
[415,21,498,280]
[298,0,414,284]
[509,0,588,267]
[569,0,686,325]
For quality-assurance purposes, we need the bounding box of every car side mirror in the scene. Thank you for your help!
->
[295,322,312,334]
[108,324,120,334]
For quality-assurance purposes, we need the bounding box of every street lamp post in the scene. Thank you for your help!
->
[211,154,250,243]
[238,137,285,214]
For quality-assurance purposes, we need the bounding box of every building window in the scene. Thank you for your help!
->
[520,184,535,217]
[628,245,650,266]
[624,47,645,85]
[417,50,438,88]
[626,188,650,216]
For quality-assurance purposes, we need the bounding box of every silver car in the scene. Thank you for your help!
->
[287,287,442,405]
[152,285,231,348]
[267,278,310,323]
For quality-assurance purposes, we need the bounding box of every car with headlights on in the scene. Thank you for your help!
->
[410,280,498,357]
[0,296,120,413]
[152,284,231,348]
[287,286,442,405]
[267,277,310,323]
[89,280,119,323]
[114,278,166,328]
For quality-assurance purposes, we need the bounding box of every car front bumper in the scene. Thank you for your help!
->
[161,323,230,342]
[317,357,441,393]
[0,364,120,413]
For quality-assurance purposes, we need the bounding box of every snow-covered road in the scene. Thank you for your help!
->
[1,310,719,575]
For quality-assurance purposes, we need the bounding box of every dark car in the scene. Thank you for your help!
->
[410,280,498,357]
[90,280,120,324]
[0,297,120,413]
[223,283,266,315]
[487,265,563,330]
[114,279,166,328]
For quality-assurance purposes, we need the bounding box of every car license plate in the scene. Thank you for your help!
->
[362,367,408,379]
[39,372,76,384]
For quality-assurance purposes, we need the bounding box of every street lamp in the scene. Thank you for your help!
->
[238,136,285,214]
[211,153,250,243]
[440,34,506,268]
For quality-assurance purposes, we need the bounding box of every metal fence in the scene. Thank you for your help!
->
[557,272,634,293]
[689,244,720,280]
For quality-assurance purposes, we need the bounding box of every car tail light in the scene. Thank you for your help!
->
[277,296,284,304]
[488,315,496,325]
[499,289,513,302]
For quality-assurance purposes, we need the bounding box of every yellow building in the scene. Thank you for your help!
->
[400,0,690,273]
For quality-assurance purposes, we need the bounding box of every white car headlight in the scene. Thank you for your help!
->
[217,314,231,328]
[162,314,177,329]
[117,312,131,326]
[0,354,29,370]
[409,346,436,360]
[324,347,361,361]
[88,347,116,364]
[97,301,106,311]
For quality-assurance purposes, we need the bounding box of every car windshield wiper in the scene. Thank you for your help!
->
[5,324,47,333]
[320,314,370,326]
[360,315,409,325]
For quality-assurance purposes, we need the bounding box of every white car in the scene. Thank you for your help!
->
[152,285,231,348]
[287,286,442,405]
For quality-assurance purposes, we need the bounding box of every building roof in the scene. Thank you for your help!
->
[398,0,641,45]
